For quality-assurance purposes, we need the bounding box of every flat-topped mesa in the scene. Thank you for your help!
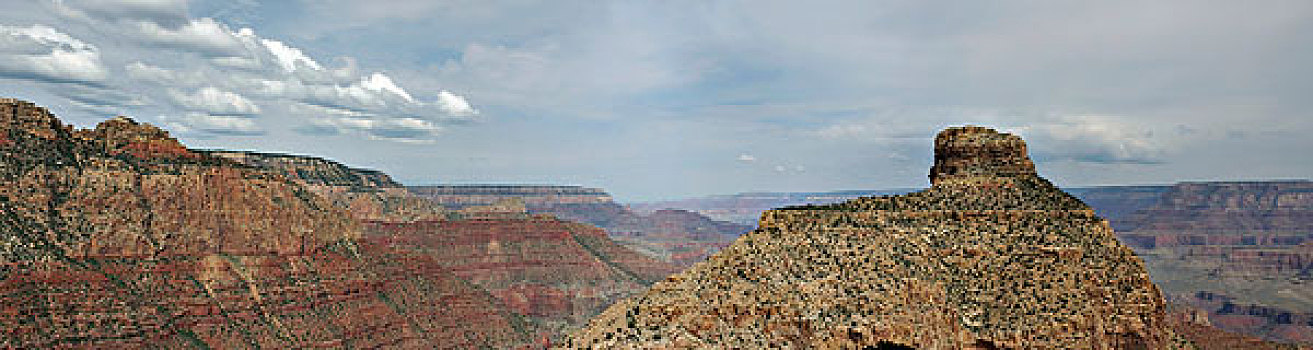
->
[929,126,1036,185]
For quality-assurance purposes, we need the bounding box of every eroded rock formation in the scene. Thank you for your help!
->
[0,99,524,348]
[207,150,445,222]
[563,126,1180,348]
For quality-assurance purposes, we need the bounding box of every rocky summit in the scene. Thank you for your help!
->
[564,126,1179,349]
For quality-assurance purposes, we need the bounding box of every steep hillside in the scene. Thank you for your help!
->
[564,126,1181,348]
[0,98,525,348]
[365,212,679,345]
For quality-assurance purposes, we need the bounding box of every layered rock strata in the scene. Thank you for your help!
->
[0,99,524,348]
[1083,181,1313,344]
[208,150,445,222]
[564,126,1177,348]
[365,214,679,345]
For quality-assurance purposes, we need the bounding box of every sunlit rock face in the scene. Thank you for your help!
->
[206,150,447,223]
[563,126,1180,349]
[0,98,526,348]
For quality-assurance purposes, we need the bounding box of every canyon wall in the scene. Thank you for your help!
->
[0,98,527,348]
[410,185,752,267]
[208,150,446,222]
[1089,181,1313,344]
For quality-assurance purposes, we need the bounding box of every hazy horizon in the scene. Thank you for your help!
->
[3,1,1310,201]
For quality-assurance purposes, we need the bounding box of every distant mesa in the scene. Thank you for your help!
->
[564,126,1179,348]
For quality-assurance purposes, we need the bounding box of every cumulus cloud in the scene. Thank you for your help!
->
[260,37,323,71]
[159,112,262,136]
[131,17,247,56]
[168,87,261,115]
[0,24,106,84]
[1017,116,1169,164]
[22,1,480,142]
[297,103,444,143]
[436,90,477,116]
[359,72,413,101]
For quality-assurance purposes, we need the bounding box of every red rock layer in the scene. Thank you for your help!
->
[208,150,446,223]
[365,217,679,345]
[0,99,524,348]
[0,241,526,348]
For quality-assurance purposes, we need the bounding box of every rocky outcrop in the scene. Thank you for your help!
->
[564,126,1177,348]
[0,99,524,348]
[208,150,445,222]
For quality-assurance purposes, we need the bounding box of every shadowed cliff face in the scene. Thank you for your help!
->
[0,99,527,348]
[564,126,1180,349]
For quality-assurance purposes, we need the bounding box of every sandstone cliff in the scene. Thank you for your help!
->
[563,126,1178,348]
[0,98,525,348]
[207,150,445,222]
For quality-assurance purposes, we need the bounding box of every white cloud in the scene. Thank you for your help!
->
[736,153,756,162]
[0,24,106,83]
[168,87,261,115]
[260,37,323,71]
[360,72,413,101]
[297,104,444,143]
[159,112,262,136]
[1016,116,1170,164]
[26,1,481,142]
[50,0,190,27]
[436,90,476,116]
[132,17,247,56]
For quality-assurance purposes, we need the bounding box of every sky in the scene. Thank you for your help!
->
[1,0,1310,201]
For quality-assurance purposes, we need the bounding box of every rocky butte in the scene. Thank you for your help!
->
[564,126,1185,348]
